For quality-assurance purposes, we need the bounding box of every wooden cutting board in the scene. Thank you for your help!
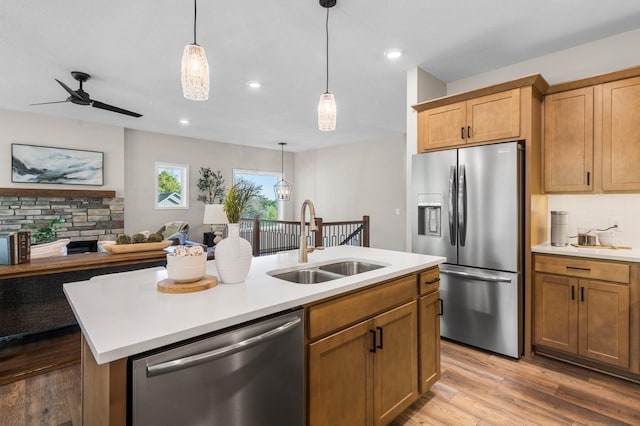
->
[570,243,632,250]
[157,274,218,293]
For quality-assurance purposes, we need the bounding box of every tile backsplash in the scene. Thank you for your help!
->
[547,194,640,248]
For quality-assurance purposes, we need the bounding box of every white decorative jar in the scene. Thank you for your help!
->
[166,250,207,283]
[214,223,252,283]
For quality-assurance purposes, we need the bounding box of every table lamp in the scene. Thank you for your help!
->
[203,204,228,245]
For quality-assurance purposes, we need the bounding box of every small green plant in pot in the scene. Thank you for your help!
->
[223,179,263,223]
[31,217,65,244]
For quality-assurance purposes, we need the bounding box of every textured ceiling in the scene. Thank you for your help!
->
[1,0,640,152]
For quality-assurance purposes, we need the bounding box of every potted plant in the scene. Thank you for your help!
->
[31,217,65,244]
[215,180,262,283]
[197,167,225,204]
[223,179,262,223]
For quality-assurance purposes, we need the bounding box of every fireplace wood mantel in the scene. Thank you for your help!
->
[0,188,116,198]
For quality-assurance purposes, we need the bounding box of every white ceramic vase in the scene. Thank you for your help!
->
[214,223,252,283]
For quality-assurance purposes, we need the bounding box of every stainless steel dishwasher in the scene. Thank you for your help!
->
[129,308,303,426]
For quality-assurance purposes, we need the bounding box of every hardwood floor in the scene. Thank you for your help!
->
[393,340,640,425]
[1,335,639,425]
[0,364,80,426]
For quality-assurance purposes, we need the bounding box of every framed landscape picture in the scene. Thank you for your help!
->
[11,143,104,185]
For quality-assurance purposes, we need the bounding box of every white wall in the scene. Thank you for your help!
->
[0,109,125,195]
[447,28,640,94]
[124,129,295,242]
[293,135,406,251]
[548,195,640,247]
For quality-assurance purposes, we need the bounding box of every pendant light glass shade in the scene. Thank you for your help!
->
[274,142,293,201]
[317,92,336,131]
[181,44,210,101]
[181,0,209,101]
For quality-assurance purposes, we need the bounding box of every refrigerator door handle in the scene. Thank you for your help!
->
[457,164,467,246]
[146,316,301,377]
[440,269,511,283]
[448,165,457,245]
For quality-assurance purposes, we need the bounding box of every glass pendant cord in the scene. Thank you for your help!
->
[192,0,198,44]
[324,6,329,94]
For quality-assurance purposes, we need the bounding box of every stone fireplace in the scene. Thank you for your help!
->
[0,189,124,243]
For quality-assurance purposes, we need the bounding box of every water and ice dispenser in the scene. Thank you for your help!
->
[417,193,442,237]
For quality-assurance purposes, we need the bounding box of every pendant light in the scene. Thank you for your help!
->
[318,0,337,131]
[181,0,210,101]
[274,142,293,201]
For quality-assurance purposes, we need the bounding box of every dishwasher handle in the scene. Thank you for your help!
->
[440,269,512,283]
[146,316,301,377]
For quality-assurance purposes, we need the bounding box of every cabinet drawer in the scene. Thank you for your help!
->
[307,274,417,340]
[418,267,440,295]
[534,254,629,284]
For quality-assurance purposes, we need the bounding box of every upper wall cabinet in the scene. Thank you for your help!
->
[543,87,594,193]
[602,76,640,191]
[417,89,521,152]
[544,72,640,193]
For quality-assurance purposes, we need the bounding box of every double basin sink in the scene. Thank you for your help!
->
[268,260,386,284]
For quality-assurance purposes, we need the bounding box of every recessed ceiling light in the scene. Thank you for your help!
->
[384,49,403,60]
[179,118,189,125]
[246,81,261,89]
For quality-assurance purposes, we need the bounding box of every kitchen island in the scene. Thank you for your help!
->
[64,245,445,425]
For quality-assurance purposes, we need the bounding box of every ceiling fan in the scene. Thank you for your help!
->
[30,71,143,118]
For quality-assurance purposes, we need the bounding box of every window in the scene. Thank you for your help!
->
[155,162,189,209]
[233,169,282,220]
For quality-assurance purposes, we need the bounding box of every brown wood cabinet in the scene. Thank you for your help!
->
[544,73,640,193]
[308,301,418,426]
[306,268,440,426]
[602,76,640,191]
[534,254,631,369]
[543,87,594,192]
[417,89,520,152]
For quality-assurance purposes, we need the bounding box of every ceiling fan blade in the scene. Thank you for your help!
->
[91,100,143,118]
[29,100,70,106]
[55,78,87,102]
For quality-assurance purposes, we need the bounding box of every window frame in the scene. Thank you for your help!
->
[155,162,189,210]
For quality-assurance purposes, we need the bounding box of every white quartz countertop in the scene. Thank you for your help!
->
[64,246,445,364]
[532,242,640,263]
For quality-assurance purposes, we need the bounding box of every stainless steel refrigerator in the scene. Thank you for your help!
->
[412,141,523,358]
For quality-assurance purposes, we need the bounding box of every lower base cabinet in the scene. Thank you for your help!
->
[308,302,418,426]
[306,268,440,426]
[533,254,633,372]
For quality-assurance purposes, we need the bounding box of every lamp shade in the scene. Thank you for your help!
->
[318,92,336,131]
[181,43,210,101]
[203,204,228,225]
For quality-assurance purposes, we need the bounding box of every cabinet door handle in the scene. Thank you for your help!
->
[369,329,377,353]
[467,126,471,138]
[461,127,465,139]
[425,277,440,285]
[438,298,444,316]
[587,172,590,186]
[376,326,383,350]
[581,287,585,302]
[571,285,575,300]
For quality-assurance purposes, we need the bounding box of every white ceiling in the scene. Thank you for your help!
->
[2,0,640,152]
